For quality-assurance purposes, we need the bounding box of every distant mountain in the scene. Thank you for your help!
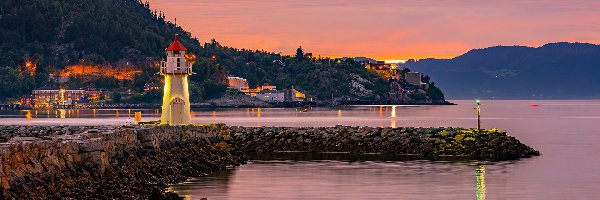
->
[403,42,600,99]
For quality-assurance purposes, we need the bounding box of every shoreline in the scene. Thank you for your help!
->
[0,124,538,199]
[5,101,455,111]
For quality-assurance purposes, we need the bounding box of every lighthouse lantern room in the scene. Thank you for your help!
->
[160,34,193,125]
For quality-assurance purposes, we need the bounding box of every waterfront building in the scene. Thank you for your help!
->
[227,76,249,92]
[159,34,193,125]
[284,88,306,102]
[84,87,109,102]
[405,72,423,86]
[32,86,85,106]
[256,89,285,102]
[20,95,34,107]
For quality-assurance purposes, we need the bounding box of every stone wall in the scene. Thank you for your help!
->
[0,125,243,199]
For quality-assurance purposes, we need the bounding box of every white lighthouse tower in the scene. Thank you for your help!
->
[160,34,193,125]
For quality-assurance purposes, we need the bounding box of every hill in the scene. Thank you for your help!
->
[403,43,600,99]
[0,0,446,104]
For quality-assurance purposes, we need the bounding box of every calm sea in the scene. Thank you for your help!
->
[1,100,599,199]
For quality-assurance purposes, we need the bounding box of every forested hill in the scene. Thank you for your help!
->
[0,0,446,104]
[403,43,600,99]
[0,0,201,67]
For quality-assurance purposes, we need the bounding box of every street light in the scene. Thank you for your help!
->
[476,99,481,132]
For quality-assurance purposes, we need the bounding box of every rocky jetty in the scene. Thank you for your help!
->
[0,125,539,199]
[227,126,540,161]
[0,125,245,199]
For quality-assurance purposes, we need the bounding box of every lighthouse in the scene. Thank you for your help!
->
[160,34,193,125]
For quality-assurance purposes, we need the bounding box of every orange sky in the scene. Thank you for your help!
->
[147,0,599,60]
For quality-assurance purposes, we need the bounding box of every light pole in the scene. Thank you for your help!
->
[476,99,481,132]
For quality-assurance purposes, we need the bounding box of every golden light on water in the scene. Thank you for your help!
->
[58,109,66,119]
[391,106,397,118]
[476,165,486,200]
[337,109,343,117]
[23,110,32,119]
[257,108,261,118]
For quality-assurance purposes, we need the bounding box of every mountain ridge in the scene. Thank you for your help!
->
[403,42,600,99]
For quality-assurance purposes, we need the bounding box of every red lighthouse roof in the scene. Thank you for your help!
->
[166,34,187,51]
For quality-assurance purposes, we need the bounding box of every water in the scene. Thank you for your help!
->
[2,100,600,199]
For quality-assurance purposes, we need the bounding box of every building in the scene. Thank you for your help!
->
[366,61,392,71]
[256,89,285,102]
[284,88,306,102]
[32,86,85,106]
[160,34,194,125]
[405,72,422,86]
[84,87,109,101]
[261,83,276,91]
[144,83,162,92]
[20,95,34,107]
[227,76,249,92]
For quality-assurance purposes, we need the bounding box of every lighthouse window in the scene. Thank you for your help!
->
[176,58,181,69]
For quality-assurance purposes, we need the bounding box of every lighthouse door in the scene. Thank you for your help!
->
[170,98,185,125]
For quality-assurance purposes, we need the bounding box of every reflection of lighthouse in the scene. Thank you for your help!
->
[160,34,193,125]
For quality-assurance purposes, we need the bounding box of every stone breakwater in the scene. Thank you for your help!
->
[0,125,539,199]
[0,125,245,199]
[227,126,540,161]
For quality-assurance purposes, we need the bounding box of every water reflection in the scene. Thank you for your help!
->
[58,109,66,118]
[23,110,32,119]
[338,109,343,117]
[167,168,234,200]
[168,160,489,200]
[476,165,486,200]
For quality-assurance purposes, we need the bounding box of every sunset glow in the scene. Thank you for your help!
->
[147,0,599,60]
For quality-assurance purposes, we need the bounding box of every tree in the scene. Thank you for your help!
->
[201,80,227,100]
[296,46,304,60]
[112,91,122,103]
